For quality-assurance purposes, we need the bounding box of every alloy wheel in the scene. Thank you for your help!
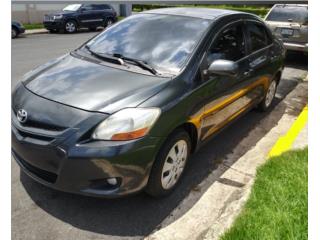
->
[161,140,188,190]
[106,19,113,27]
[265,80,276,108]
[65,22,76,33]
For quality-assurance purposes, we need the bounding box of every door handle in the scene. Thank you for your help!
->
[244,69,253,76]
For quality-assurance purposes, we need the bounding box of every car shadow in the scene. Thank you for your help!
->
[285,51,308,71]
[20,55,307,237]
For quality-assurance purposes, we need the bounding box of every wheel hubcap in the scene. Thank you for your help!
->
[265,81,276,107]
[66,22,75,32]
[12,29,16,38]
[161,140,188,190]
[107,20,112,26]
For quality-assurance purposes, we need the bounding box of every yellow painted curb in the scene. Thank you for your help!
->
[268,106,308,157]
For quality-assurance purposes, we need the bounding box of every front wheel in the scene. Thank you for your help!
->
[258,79,277,111]
[64,20,77,33]
[145,129,191,197]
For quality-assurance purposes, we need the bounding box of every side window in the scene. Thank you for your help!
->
[82,4,93,11]
[104,5,112,10]
[246,23,269,52]
[209,23,246,63]
[92,4,110,10]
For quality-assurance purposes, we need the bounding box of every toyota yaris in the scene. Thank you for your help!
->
[12,8,285,198]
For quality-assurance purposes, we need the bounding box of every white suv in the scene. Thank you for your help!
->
[265,4,308,53]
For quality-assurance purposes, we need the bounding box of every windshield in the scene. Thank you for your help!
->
[266,5,308,23]
[85,13,211,73]
[63,4,81,11]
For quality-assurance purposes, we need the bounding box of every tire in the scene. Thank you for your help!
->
[89,27,97,31]
[64,20,77,33]
[12,27,18,39]
[104,18,113,28]
[258,79,277,111]
[145,129,191,197]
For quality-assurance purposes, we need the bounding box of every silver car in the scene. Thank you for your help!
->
[265,4,308,53]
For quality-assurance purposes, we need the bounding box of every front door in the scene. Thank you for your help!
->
[199,21,261,141]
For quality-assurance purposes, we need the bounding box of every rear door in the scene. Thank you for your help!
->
[78,4,101,27]
[244,20,274,99]
[91,4,109,26]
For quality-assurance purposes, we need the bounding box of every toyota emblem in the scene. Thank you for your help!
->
[17,109,28,123]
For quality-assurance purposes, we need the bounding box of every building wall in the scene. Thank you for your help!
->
[12,3,123,23]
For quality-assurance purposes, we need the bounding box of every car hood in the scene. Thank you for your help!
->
[22,54,171,114]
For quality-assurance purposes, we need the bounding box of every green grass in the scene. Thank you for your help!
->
[23,23,44,30]
[221,148,308,240]
[133,4,270,18]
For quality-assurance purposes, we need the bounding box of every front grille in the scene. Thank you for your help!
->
[12,108,66,132]
[14,151,58,184]
[44,15,54,21]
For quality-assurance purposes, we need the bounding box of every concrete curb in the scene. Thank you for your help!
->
[24,29,48,35]
[145,81,308,240]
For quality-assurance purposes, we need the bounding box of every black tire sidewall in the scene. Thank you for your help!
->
[145,129,191,197]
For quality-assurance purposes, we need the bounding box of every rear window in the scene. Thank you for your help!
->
[266,5,308,23]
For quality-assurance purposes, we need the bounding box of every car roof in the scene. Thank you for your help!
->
[142,7,248,20]
[273,4,308,7]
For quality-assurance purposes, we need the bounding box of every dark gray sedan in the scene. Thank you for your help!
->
[12,8,285,198]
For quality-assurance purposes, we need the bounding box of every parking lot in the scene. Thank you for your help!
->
[12,32,308,240]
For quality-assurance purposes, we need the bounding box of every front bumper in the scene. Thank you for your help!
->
[11,84,164,198]
[18,27,25,34]
[283,42,308,53]
[43,20,64,30]
[12,127,164,198]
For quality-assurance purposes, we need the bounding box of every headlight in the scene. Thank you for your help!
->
[92,108,161,141]
[53,15,63,20]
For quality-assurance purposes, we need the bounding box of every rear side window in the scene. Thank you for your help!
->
[209,23,246,62]
[93,4,111,10]
[246,23,270,52]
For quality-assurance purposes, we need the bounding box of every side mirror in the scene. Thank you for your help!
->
[208,60,239,76]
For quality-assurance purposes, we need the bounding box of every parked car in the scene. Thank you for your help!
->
[12,8,285,198]
[265,4,308,53]
[12,21,25,38]
[43,3,117,33]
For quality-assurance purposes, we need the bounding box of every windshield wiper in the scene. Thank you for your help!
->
[112,53,158,75]
[84,45,124,65]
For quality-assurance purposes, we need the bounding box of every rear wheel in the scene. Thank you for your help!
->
[64,20,77,33]
[104,18,113,28]
[258,79,277,111]
[145,129,191,197]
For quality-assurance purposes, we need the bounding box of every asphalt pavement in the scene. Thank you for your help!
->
[11,31,308,240]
